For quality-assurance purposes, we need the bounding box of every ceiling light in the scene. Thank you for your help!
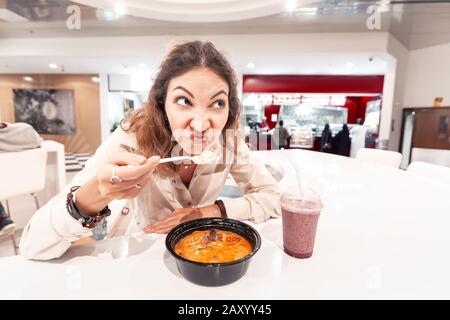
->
[297,7,318,14]
[247,62,255,69]
[91,76,100,83]
[138,63,147,69]
[114,3,126,16]
[96,9,120,21]
[48,63,58,69]
[345,62,355,68]
[23,76,33,82]
[285,0,298,12]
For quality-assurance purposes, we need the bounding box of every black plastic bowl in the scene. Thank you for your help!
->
[165,217,261,287]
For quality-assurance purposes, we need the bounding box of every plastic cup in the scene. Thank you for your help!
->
[281,189,323,259]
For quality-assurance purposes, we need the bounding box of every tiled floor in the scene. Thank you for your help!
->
[65,153,92,172]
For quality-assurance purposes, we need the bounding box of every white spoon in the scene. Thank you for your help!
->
[159,150,218,165]
[119,144,217,165]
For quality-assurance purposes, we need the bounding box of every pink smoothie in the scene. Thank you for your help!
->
[281,198,321,259]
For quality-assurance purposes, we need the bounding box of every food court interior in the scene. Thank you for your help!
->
[0,0,449,265]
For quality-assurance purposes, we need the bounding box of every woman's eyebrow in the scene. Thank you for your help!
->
[210,90,228,100]
[173,86,195,99]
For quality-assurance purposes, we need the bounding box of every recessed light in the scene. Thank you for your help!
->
[285,0,297,12]
[297,7,318,14]
[345,62,355,68]
[91,76,100,83]
[138,63,147,69]
[96,8,120,21]
[48,63,58,69]
[114,3,126,15]
[247,62,255,69]
[23,76,33,82]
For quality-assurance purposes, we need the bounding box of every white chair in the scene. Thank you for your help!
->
[407,161,450,186]
[356,148,402,169]
[0,148,47,255]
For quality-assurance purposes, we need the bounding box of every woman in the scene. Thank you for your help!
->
[20,41,281,260]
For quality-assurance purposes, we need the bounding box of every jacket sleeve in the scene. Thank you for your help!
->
[19,129,127,260]
[221,138,281,223]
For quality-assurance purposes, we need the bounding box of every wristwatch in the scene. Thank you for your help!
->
[66,186,111,228]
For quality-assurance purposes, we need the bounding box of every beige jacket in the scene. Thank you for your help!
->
[20,128,281,260]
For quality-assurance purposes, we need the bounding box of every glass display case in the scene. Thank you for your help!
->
[279,104,348,137]
[288,126,314,148]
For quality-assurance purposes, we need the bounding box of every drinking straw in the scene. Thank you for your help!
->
[286,151,303,196]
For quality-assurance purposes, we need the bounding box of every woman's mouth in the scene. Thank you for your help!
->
[191,132,209,144]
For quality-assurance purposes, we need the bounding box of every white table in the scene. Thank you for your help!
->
[1,149,450,299]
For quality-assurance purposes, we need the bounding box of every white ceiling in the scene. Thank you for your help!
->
[1,0,449,50]
[0,52,388,76]
[71,0,314,23]
[0,0,447,76]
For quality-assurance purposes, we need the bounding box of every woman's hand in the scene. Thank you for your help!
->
[143,204,221,234]
[75,153,160,215]
[96,153,160,200]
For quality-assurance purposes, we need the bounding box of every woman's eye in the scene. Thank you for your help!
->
[176,97,192,107]
[211,100,226,109]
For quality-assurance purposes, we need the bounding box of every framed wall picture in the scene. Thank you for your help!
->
[13,88,76,135]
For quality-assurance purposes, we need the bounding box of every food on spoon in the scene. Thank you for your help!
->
[192,150,218,165]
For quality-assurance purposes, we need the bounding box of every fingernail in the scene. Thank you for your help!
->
[151,156,161,164]
[132,155,146,165]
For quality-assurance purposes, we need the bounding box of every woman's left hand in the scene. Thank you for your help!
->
[143,204,221,234]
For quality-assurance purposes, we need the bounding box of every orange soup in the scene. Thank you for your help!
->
[174,229,252,263]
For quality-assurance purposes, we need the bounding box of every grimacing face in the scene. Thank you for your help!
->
[165,67,230,155]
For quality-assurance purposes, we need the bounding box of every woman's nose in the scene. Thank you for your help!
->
[189,118,211,132]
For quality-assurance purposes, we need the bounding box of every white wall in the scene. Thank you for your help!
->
[386,34,409,152]
[403,42,450,107]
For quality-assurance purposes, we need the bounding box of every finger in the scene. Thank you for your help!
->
[148,213,181,229]
[144,219,176,233]
[114,155,160,181]
[144,220,171,233]
[114,181,148,200]
[148,223,175,234]
[155,227,174,234]
[110,152,148,166]
[112,172,150,190]
[146,208,200,231]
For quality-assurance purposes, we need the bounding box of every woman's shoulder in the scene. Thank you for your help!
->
[100,126,139,155]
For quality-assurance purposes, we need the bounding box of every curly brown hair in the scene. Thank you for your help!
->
[123,40,241,177]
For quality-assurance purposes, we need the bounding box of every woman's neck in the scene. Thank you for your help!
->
[178,162,197,188]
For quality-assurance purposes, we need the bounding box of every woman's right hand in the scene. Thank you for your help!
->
[75,153,160,215]
[96,153,160,200]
